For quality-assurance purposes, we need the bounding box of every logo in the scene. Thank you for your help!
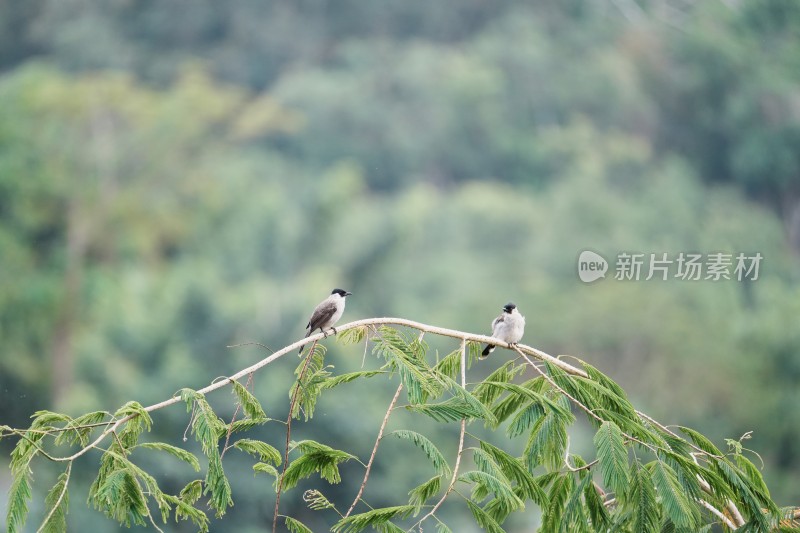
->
[578,250,608,283]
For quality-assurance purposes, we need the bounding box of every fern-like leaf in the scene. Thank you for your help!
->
[594,421,629,496]
[5,468,32,533]
[233,438,282,464]
[465,499,506,533]
[136,442,201,471]
[408,475,442,514]
[650,460,699,529]
[331,505,415,533]
[282,440,356,490]
[232,380,267,420]
[390,430,450,476]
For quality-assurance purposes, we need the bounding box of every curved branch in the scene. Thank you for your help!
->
[46,317,585,464]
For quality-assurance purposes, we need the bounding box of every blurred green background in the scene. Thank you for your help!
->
[1,1,799,531]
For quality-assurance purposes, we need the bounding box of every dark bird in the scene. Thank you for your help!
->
[482,302,525,357]
[299,288,352,354]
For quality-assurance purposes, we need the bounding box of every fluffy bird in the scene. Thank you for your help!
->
[481,302,525,357]
[299,288,352,354]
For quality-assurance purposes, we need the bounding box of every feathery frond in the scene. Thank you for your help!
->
[232,380,267,420]
[331,505,415,533]
[594,421,629,496]
[389,430,450,476]
[136,442,201,471]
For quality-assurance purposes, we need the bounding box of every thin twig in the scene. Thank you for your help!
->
[220,372,254,459]
[344,383,404,518]
[35,461,72,533]
[698,497,737,529]
[273,340,318,533]
[413,339,468,530]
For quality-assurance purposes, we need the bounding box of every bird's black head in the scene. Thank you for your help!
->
[502,303,517,313]
[332,288,352,297]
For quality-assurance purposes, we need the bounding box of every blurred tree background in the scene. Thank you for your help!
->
[1,0,799,530]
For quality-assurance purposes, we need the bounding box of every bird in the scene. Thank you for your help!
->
[299,288,352,355]
[481,302,525,357]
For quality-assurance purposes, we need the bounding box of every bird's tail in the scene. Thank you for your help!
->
[298,328,311,355]
[481,344,495,358]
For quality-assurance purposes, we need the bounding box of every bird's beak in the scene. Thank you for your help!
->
[345,291,353,296]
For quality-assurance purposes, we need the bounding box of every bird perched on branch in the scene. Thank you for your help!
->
[482,302,525,357]
[299,288,352,354]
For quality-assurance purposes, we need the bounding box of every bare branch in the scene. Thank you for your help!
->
[344,383,404,518]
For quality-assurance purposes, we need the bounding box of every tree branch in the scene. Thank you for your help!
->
[412,339,468,530]
[344,382,404,518]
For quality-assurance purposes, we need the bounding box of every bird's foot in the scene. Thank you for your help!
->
[330,327,338,335]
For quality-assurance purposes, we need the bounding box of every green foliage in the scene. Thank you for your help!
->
[594,421,629,496]
[2,325,792,532]
[389,430,451,476]
[39,466,70,533]
[408,475,442,513]
[291,344,332,420]
[232,380,267,420]
[5,466,32,533]
[286,516,314,533]
[136,442,201,471]
[282,440,357,491]
[233,438,282,465]
[650,460,700,529]
[630,460,660,533]
[332,505,415,533]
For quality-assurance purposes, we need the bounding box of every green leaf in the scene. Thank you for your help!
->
[524,402,569,471]
[473,361,524,405]
[323,370,386,389]
[631,460,660,533]
[562,473,592,533]
[5,468,32,533]
[205,451,233,517]
[408,475,442,514]
[339,326,367,345]
[304,489,336,510]
[650,460,699,529]
[331,505,415,533]
[163,493,210,532]
[286,516,314,533]
[434,348,462,381]
[232,380,267,420]
[407,393,494,424]
[465,499,506,533]
[191,396,226,457]
[507,401,545,438]
[92,468,149,527]
[390,430,451,476]
[712,458,774,530]
[180,479,204,504]
[39,466,70,533]
[233,438,282,464]
[282,440,357,491]
[479,441,547,506]
[541,474,572,533]
[583,477,610,530]
[594,421,629,496]
[54,410,110,446]
[374,326,442,404]
[675,426,721,457]
[254,462,279,478]
[290,344,331,420]
[137,442,201,471]
[228,416,271,433]
[458,471,524,511]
